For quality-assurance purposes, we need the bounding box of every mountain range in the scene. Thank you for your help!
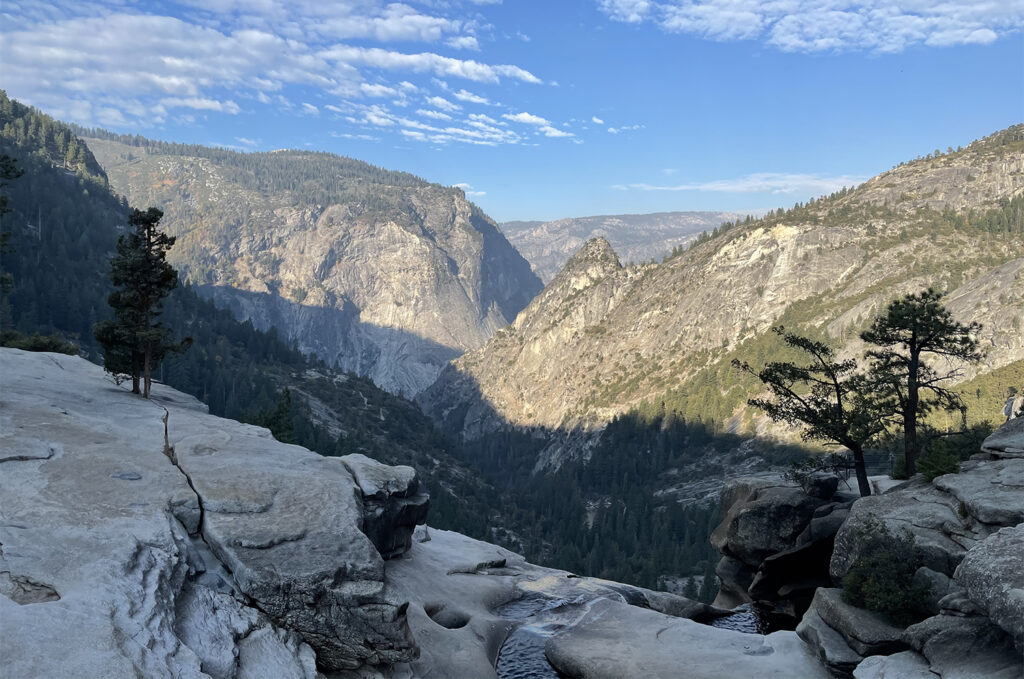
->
[501,211,746,283]
[421,126,1024,468]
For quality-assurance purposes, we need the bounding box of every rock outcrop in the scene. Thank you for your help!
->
[0,349,422,675]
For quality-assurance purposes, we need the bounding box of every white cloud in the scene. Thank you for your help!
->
[426,95,461,111]
[591,116,604,124]
[613,172,867,194]
[596,0,1024,53]
[503,111,551,125]
[446,35,480,50]
[0,1,544,131]
[540,125,573,138]
[236,136,259,145]
[454,182,487,196]
[417,108,454,120]
[302,102,320,115]
[607,123,644,134]
[453,89,493,105]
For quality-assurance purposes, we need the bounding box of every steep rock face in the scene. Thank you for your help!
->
[85,138,542,396]
[0,349,420,675]
[502,211,745,283]
[420,126,1024,452]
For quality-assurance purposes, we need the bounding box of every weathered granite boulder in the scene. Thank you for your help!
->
[953,525,1024,649]
[853,651,935,679]
[341,453,430,559]
[711,480,828,565]
[902,614,1022,678]
[912,567,953,616]
[933,458,1024,526]
[830,478,984,580]
[543,598,830,679]
[981,415,1024,458]
[0,349,417,676]
[808,588,907,657]
[797,608,863,678]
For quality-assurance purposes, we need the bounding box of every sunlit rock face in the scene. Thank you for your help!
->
[86,138,543,396]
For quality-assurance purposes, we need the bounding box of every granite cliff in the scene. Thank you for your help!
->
[83,134,542,396]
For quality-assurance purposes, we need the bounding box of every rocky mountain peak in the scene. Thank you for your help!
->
[555,237,622,290]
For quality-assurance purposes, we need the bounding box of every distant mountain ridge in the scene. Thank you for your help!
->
[421,125,1024,465]
[82,131,542,396]
[502,211,746,282]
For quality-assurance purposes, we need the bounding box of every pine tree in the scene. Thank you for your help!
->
[733,327,882,497]
[94,207,186,397]
[862,289,983,476]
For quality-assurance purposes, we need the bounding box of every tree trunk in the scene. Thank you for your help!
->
[851,444,871,497]
[905,351,920,477]
[131,375,140,394]
[143,343,152,399]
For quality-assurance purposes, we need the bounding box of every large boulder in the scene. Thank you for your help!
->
[981,416,1024,458]
[341,453,429,559]
[543,598,830,679]
[902,614,1022,679]
[933,458,1024,526]
[853,652,935,679]
[830,478,987,580]
[796,608,863,678]
[711,479,828,566]
[953,525,1024,650]
[807,588,907,657]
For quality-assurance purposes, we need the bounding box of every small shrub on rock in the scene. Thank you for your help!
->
[917,446,960,481]
[841,517,932,626]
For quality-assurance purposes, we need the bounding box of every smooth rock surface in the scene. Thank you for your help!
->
[933,458,1024,526]
[0,349,414,677]
[853,652,935,679]
[544,598,829,679]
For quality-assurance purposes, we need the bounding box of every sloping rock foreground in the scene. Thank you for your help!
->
[1,349,835,679]
[0,349,425,676]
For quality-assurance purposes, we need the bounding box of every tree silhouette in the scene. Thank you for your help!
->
[862,289,983,477]
[734,327,883,497]
[94,207,188,397]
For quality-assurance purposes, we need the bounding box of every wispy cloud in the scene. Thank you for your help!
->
[596,0,1022,52]
[455,182,487,196]
[612,172,866,194]
[0,0,544,134]
[607,123,644,134]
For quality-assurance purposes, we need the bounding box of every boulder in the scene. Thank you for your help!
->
[543,598,830,679]
[902,614,1022,679]
[932,458,1024,526]
[808,588,907,657]
[830,478,988,580]
[912,567,953,616]
[853,651,934,679]
[711,479,827,566]
[953,525,1024,649]
[804,472,841,500]
[796,608,863,678]
[341,453,430,559]
[981,416,1024,458]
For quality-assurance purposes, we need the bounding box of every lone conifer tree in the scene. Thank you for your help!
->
[734,327,882,497]
[94,207,185,398]
[861,288,983,477]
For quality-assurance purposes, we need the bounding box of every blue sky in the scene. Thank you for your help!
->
[2,1,1022,221]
